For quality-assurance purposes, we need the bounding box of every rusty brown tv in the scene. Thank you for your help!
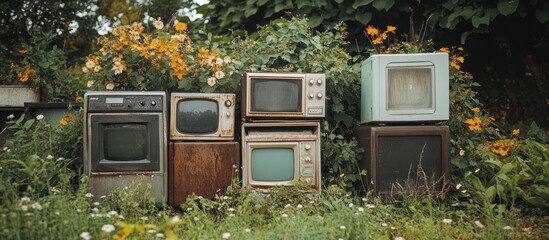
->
[355,125,450,196]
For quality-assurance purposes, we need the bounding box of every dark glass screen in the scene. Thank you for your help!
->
[104,124,148,161]
[176,99,218,134]
[250,78,301,112]
[378,136,442,191]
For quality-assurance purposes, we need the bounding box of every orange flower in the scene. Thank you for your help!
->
[511,129,520,136]
[175,22,187,31]
[19,49,27,54]
[365,26,379,36]
[386,25,396,33]
[471,107,480,113]
[439,47,450,53]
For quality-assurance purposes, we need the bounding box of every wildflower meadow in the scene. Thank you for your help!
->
[0,11,547,240]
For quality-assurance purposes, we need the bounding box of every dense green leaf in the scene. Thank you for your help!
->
[352,0,373,9]
[497,0,519,16]
[472,15,490,27]
[355,12,372,25]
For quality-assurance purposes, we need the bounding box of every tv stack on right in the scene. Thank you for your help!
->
[357,53,451,196]
[240,72,326,192]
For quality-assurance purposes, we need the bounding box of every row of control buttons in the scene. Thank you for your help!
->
[301,142,315,185]
[308,78,323,86]
[307,92,323,99]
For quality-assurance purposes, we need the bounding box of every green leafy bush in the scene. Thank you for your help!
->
[0,114,76,202]
[2,30,86,102]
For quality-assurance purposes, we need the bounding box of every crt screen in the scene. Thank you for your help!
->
[387,67,433,111]
[176,99,219,134]
[104,123,148,161]
[250,78,301,112]
[251,148,295,182]
[378,135,443,191]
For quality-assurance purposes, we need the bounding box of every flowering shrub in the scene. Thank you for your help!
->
[3,30,86,101]
[83,18,238,93]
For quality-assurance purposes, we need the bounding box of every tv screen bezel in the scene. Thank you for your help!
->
[90,114,161,172]
[246,142,299,187]
[169,93,235,141]
[244,73,307,118]
[356,125,450,196]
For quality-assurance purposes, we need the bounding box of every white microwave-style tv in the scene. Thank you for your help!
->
[360,53,449,123]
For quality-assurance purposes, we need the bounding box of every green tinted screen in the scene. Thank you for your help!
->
[251,148,294,181]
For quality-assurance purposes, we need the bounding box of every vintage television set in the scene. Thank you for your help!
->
[355,125,450,195]
[360,53,449,123]
[242,122,321,191]
[241,72,326,121]
[83,91,167,203]
[170,93,235,141]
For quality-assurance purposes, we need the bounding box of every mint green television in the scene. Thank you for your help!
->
[242,122,321,191]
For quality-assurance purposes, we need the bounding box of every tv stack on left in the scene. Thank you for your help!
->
[168,93,238,206]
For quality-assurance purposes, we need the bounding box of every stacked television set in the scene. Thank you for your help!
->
[241,72,325,191]
[357,53,451,196]
[168,93,238,206]
[83,91,168,204]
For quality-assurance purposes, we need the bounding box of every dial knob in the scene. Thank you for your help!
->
[224,100,232,107]
[150,101,157,106]
[305,156,311,162]
[305,178,312,184]
[316,79,323,85]
[309,79,314,85]
[226,111,231,117]
[139,101,145,106]
[308,93,314,99]
[305,144,311,150]
[316,92,323,99]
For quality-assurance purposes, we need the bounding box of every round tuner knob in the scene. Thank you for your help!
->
[305,156,311,162]
[316,92,323,99]
[226,112,231,117]
[317,79,323,85]
[140,101,145,106]
[309,79,314,85]
[150,101,157,106]
[224,100,232,107]
[305,144,311,150]
[308,93,314,99]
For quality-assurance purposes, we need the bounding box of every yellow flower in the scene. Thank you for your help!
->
[365,26,379,36]
[489,139,516,156]
[456,56,465,63]
[457,47,464,51]
[450,62,461,70]
[386,25,396,33]
[10,63,18,68]
[372,37,383,45]
[471,107,480,113]
[511,129,520,136]
[439,47,450,53]
[58,118,68,126]
[174,22,187,31]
